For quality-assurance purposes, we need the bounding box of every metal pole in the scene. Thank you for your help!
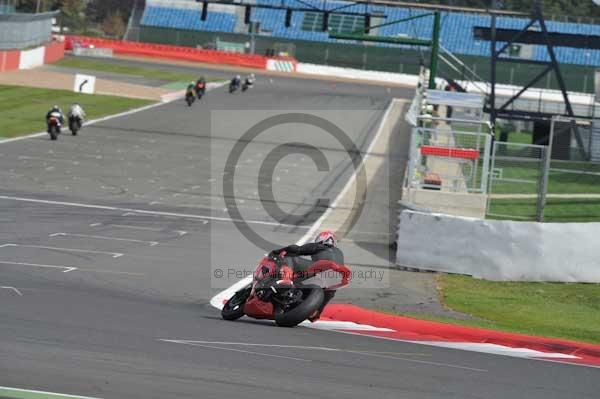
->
[250,22,256,54]
[536,116,555,222]
[36,0,41,13]
[490,14,497,126]
[428,11,441,89]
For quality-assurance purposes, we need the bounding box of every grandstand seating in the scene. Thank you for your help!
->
[140,0,600,67]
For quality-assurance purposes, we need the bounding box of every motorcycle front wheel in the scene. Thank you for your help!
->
[274,284,324,327]
[221,287,251,321]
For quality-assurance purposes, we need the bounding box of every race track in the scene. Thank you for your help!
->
[0,71,598,399]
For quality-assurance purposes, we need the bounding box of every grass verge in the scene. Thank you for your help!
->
[0,85,152,138]
[54,57,205,83]
[488,197,600,222]
[435,274,600,344]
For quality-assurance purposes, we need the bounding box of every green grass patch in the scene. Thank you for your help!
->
[0,85,152,138]
[438,274,600,344]
[505,130,533,144]
[488,197,600,222]
[54,58,205,83]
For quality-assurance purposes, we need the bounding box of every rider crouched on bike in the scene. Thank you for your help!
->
[46,105,65,126]
[186,81,196,95]
[269,230,343,321]
[244,73,255,87]
[196,76,206,95]
[69,103,85,123]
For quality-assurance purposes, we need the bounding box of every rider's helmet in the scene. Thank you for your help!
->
[235,74,241,80]
[52,105,60,111]
[315,230,337,247]
[250,73,255,79]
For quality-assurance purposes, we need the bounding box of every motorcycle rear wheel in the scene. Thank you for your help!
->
[49,126,58,140]
[274,284,324,327]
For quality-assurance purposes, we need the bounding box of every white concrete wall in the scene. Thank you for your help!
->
[296,63,597,112]
[296,63,420,86]
[19,46,45,69]
[396,210,600,282]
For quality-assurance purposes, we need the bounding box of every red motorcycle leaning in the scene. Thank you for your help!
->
[221,253,351,327]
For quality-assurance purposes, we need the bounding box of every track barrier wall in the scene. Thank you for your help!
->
[396,210,600,282]
[65,35,296,70]
[0,49,20,72]
[18,46,45,69]
[0,41,64,72]
[43,41,66,64]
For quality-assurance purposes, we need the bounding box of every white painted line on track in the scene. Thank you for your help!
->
[0,386,102,399]
[158,340,428,356]
[209,99,399,309]
[0,259,140,276]
[89,223,187,236]
[0,286,23,296]
[0,261,77,273]
[160,340,311,362]
[1,243,123,258]
[344,345,488,373]
[50,232,159,246]
[0,195,309,228]
[77,269,144,276]
[159,339,483,371]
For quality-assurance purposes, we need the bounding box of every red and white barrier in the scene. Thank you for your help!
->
[65,35,286,70]
[0,41,65,72]
[315,304,600,368]
[266,58,297,72]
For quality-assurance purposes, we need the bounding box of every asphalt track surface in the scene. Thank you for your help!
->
[0,72,598,399]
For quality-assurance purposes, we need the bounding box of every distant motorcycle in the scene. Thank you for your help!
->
[196,81,206,99]
[47,116,61,140]
[242,81,253,92]
[68,115,82,136]
[185,89,196,107]
[229,80,240,94]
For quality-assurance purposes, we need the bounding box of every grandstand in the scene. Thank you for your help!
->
[138,0,600,67]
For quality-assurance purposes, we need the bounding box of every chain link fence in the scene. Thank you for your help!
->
[487,117,600,222]
[0,11,57,50]
[486,142,547,220]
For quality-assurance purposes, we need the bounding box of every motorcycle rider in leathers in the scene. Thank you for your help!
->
[269,230,343,321]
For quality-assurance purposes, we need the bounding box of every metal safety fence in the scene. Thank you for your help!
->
[0,11,57,50]
[486,142,547,221]
[405,127,492,194]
